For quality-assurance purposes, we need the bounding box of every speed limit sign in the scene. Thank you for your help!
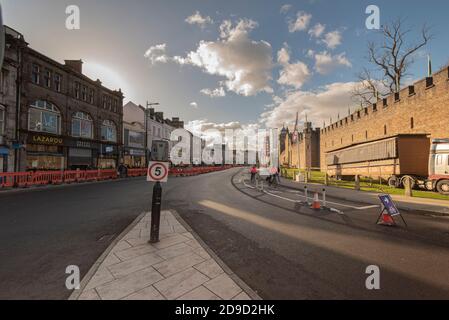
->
[147,161,169,183]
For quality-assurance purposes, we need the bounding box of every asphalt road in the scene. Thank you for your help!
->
[0,168,449,299]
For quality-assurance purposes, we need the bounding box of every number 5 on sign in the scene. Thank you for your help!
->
[147,161,169,183]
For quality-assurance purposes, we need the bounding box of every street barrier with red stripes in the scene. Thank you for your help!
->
[0,165,240,189]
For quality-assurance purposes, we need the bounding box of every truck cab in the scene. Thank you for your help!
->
[428,139,449,194]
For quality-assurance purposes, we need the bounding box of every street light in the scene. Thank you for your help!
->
[145,101,160,164]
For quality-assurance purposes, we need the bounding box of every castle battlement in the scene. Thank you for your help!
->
[321,65,449,135]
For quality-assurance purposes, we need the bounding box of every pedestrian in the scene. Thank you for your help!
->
[250,165,258,183]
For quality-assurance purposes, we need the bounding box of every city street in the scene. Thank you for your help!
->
[1,168,449,299]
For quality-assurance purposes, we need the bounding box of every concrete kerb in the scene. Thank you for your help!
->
[169,209,262,301]
[68,211,147,300]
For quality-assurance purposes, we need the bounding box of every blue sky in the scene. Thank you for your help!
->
[2,0,449,133]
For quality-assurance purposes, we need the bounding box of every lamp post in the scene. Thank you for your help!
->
[145,101,159,165]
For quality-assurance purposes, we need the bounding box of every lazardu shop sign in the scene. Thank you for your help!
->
[29,134,64,146]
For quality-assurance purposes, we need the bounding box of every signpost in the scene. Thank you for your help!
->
[147,140,170,244]
[377,194,407,227]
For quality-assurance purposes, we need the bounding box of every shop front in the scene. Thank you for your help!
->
[26,133,65,171]
[124,148,146,168]
[66,139,99,170]
[98,144,119,169]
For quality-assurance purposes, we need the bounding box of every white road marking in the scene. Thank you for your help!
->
[242,178,379,211]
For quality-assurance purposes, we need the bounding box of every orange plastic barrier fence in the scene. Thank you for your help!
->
[0,166,239,189]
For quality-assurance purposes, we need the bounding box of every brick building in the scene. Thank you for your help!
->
[4,26,124,171]
[320,65,449,173]
[279,115,321,170]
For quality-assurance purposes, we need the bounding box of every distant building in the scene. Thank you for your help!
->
[123,102,146,168]
[279,115,320,170]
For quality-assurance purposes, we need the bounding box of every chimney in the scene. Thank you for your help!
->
[64,60,83,74]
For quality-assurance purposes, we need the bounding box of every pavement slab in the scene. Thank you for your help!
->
[73,210,255,300]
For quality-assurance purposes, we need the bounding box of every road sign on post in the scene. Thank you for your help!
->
[147,161,169,183]
[147,161,169,244]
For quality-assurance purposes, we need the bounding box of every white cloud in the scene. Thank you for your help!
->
[145,19,273,96]
[314,51,351,74]
[288,11,312,33]
[186,11,214,28]
[277,44,311,89]
[322,30,342,49]
[308,23,326,38]
[260,82,358,129]
[144,44,169,64]
[280,4,292,14]
[190,102,199,109]
[200,87,226,98]
[183,19,273,96]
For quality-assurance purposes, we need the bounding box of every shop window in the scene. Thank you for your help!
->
[0,106,5,136]
[28,101,61,135]
[72,112,93,139]
[101,120,117,142]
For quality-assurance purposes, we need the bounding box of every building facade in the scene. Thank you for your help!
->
[0,27,23,172]
[279,120,321,170]
[5,26,124,171]
[123,102,146,168]
[320,65,449,172]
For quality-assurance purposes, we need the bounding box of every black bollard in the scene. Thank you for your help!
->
[149,182,162,243]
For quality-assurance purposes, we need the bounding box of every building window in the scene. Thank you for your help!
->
[54,74,62,92]
[410,117,414,129]
[365,131,368,139]
[384,125,387,135]
[81,86,87,101]
[28,100,61,135]
[113,99,117,112]
[101,120,117,142]
[32,64,40,84]
[0,106,5,136]
[75,82,81,99]
[72,112,93,139]
[89,89,95,104]
[44,69,52,88]
[103,96,107,108]
[107,97,112,110]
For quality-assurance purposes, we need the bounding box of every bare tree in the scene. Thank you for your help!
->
[354,19,432,105]
[352,68,387,107]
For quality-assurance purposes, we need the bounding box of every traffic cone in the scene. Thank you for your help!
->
[378,213,396,226]
[311,192,321,210]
